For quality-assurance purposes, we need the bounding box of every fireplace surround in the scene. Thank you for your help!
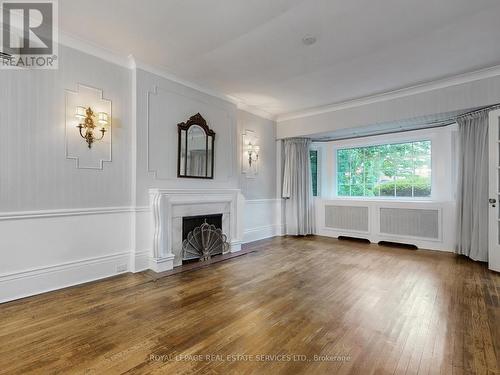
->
[149,188,244,272]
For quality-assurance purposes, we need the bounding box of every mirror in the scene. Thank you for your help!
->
[177,113,215,179]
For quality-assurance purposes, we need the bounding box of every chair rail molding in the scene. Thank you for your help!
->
[65,84,112,169]
[0,206,136,220]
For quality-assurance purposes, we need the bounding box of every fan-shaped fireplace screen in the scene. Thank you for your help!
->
[182,221,229,262]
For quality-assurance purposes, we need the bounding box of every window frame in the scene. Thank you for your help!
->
[331,133,435,201]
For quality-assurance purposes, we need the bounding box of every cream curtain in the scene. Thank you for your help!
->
[282,138,315,235]
[456,110,489,261]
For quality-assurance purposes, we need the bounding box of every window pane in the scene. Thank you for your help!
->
[336,140,431,199]
[310,150,318,197]
[338,185,351,196]
[413,141,431,197]
[394,143,414,197]
[378,144,396,197]
[379,179,396,197]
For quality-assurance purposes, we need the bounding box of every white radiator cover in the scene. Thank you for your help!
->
[379,208,439,240]
[316,199,456,251]
[325,205,369,232]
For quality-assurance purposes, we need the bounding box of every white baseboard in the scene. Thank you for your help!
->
[243,224,283,243]
[0,251,131,304]
[131,250,151,272]
[243,198,283,243]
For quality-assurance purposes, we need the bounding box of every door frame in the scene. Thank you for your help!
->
[488,109,500,272]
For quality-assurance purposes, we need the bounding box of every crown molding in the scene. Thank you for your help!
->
[59,30,130,68]
[237,103,276,122]
[133,58,237,105]
[276,64,500,123]
[131,57,276,121]
[57,32,276,122]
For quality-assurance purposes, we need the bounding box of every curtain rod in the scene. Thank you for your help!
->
[455,103,500,119]
[312,103,500,142]
[296,103,500,143]
[311,120,455,143]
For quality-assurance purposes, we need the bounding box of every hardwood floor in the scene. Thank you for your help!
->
[0,236,499,374]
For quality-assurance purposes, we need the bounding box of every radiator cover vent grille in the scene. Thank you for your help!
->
[379,208,439,240]
[325,205,369,232]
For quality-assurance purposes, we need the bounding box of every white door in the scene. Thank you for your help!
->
[488,109,500,272]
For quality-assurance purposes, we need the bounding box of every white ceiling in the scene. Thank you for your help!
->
[59,0,500,117]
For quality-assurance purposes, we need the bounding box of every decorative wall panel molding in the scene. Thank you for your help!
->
[146,85,236,181]
[241,129,259,177]
[65,84,112,169]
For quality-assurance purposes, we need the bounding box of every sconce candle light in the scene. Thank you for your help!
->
[75,106,109,148]
[246,142,260,166]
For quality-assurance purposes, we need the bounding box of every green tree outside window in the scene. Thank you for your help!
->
[336,141,431,198]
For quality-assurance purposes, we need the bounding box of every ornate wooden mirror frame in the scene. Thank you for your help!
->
[177,113,216,179]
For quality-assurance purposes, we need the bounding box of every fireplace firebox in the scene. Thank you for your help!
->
[182,214,223,263]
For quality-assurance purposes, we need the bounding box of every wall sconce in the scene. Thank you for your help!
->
[246,142,260,167]
[75,106,109,148]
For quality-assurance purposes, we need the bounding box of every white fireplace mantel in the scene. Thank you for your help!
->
[149,188,245,272]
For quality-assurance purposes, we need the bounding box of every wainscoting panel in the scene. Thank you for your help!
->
[0,197,282,302]
[316,199,456,251]
[0,208,133,303]
[243,199,283,243]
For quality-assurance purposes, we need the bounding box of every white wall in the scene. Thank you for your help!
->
[133,68,240,206]
[131,67,241,266]
[237,110,277,199]
[0,209,132,302]
[0,46,134,302]
[237,110,282,242]
[131,69,280,265]
[0,47,279,302]
[0,46,132,211]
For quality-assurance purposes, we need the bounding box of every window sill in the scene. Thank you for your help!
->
[316,196,454,204]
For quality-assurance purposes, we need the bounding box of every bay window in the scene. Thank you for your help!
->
[336,140,431,198]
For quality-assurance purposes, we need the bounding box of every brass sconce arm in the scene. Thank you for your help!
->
[75,106,109,149]
[246,142,260,167]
